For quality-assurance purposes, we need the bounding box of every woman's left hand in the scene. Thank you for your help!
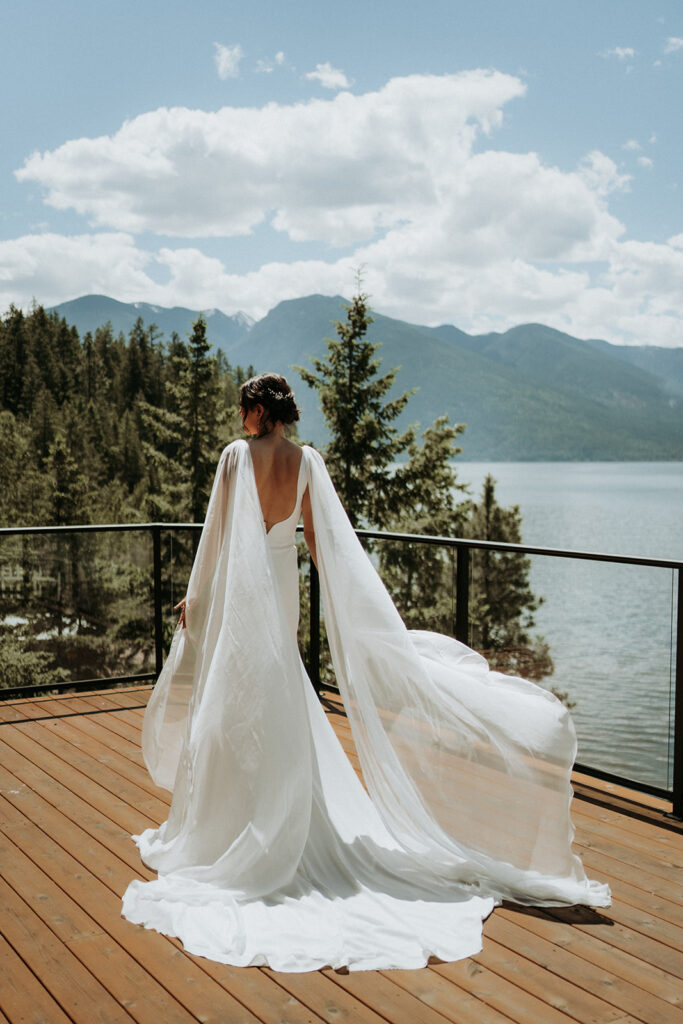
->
[174,598,187,629]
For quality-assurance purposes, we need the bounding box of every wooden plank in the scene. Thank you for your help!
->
[0,744,155,877]
[0,699,53,722]
[189,960,329,1024]
[97,688,151,709]
[0,833,199,1024]
[0,821,266,1024]
[0,728,161,834]
[0,933,73,1024]
[325,966,499,1024]
[575,824,683,887]
[591,896,683,962]
[578,849,683,924]
[487,909,683,1024]
[474,936,628,1024]
[75,693,147,729]
[34,716,168,806]
[37,695,145,743]
[379,967,518,1024]
[0,785,146,898]
[573,785,678,833]
[572,771,673,812]
[572,795,683,845]
[263,968,390,1024]
[0,877,133,1024]
[4,690,683,1024]
[0,793,326,1024]
[432,956,580,1024]
[498,904,683,1010]
[51,708,151,765]
[545,904,683,980]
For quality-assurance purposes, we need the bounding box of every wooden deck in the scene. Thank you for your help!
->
[0,685,682,1024]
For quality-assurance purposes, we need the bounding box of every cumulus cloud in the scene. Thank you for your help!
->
[4,226,682,348]
[601,46,636,60]
[6,72,683,347]
[637,156,653,168]
[16,72,526,241]
[214,42,244,79]
[623,139,641,151]
[304,62,351,90]
[0,232,153,308]
[664,37,683,54]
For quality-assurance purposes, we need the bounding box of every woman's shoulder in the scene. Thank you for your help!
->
[216,438,248,475]
[222,438,248,457]
[300,443,324,464]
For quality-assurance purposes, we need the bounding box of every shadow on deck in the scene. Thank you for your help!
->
[1,685,682,1024]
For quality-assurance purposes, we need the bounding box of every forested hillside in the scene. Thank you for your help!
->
[52,293,683,459]
[0,304,250,528]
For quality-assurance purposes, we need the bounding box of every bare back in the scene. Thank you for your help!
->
[247,436,304,533]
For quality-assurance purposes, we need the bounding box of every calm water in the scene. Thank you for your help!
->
[457,462,682,791]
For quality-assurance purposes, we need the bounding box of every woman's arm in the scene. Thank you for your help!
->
[301,485,318,569]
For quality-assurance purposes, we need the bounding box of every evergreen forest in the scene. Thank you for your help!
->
[0,300,554,698]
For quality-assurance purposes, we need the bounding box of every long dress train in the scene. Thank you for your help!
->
[122,440,609,971]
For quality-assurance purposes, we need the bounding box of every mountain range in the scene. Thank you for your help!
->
[50,294,683,460]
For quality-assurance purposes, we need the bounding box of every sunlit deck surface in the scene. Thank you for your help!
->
[1,686,682,1024]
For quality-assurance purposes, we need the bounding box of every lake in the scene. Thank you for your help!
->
[455,462,682,792]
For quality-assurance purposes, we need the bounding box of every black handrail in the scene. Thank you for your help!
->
[1,521,680,817]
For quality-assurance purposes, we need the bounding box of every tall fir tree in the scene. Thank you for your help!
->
[297,291,414,526]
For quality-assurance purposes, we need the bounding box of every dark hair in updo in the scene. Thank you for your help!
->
[239,372,300,433]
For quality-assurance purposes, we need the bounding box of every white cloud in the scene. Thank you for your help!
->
[5,72,683,347]
[0,232,152,308]
[214,42,244,80]
[601,46,636,60]
[256,51,287,74]
[16,72,526,241]
[622,139,641,151]
[664,37,683,54]
[637,156,653,169]
[577,151,630,197]
[3,223,683,347]
[305,62,351,90]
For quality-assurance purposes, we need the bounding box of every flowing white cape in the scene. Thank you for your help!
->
[122,441,609,971]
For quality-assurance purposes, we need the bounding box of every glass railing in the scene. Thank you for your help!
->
[1,522,680,816]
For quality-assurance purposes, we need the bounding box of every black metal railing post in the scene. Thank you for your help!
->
[153,524,164,677]
[455,544,470,645]
[309,561,321,693]
[673,568,683,820]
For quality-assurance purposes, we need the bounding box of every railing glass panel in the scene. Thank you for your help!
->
[0,528,155,692]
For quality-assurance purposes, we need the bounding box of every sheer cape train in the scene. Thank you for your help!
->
[122,440,609,971]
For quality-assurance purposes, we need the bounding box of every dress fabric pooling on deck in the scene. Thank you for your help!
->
[122,439,610,971]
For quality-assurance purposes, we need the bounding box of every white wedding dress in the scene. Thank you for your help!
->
[122,440,609,971]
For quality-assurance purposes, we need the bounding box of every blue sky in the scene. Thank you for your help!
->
[2,0,682,345]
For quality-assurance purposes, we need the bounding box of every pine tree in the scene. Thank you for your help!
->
[379,416,469,631]
[297,291,414,526]
[465,475,553,681]
[176,316,228,522]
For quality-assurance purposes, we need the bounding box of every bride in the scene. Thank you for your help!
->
[122,372,610,972]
